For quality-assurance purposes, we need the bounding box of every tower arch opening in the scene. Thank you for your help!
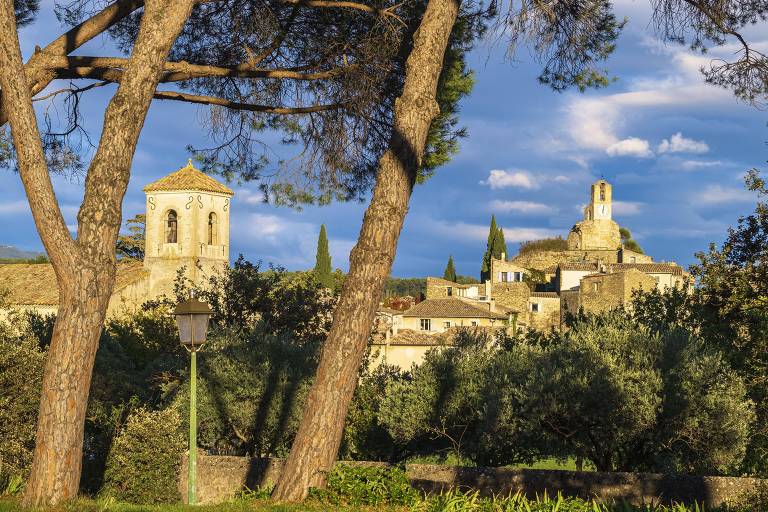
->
[207,212,218,245]
[166,210,178,243]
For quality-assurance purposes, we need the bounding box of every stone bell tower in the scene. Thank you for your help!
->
[567,179,621,251]
[143,160,234,298]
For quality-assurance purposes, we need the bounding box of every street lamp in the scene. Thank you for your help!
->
[174,296,212,505]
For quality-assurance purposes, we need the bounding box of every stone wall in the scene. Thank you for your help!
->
[567,219,622,251]
[527,295,561,331]
[179,456,763,507]
[512,249,619,272]
[580,270,657,314]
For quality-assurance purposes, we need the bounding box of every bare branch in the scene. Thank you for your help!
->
[153,90,345,113]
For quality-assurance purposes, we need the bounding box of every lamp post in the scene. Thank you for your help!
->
[174,296,212,505]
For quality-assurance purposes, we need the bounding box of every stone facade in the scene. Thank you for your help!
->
[179,455,764,507]
[579,269,658,315]
[143,161,234,298]
[527,292,561,331]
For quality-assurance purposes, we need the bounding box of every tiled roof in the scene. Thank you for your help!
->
[426,277,475,289]
[385,326,500,346]
[0,260,148,306]
[143,160,234,195]
[402,298,507,319]
[558,263,599,271]
[531,291,560,298]
[612,263,686,275]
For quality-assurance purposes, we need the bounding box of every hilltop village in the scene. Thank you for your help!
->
[372,179,690,368]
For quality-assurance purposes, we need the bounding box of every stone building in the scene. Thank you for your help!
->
[0,161,234,316]
[409,179,691,337]
[371,297,515,369]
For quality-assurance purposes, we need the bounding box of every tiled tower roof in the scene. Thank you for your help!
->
[143,160,233,195]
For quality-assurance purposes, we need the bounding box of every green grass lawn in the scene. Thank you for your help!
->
[0,498,407,512]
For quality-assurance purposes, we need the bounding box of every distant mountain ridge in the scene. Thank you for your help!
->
[0,245,45,260]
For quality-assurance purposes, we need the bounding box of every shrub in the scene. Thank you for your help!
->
[101,407,185,504]
[518,237,568,255]
[0,331,44,479]
[309,464,419,506]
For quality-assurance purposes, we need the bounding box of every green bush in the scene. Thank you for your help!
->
[518,237,568,255]
[309,464,419,506]
[101,407,185,504]
[0,330,44,480]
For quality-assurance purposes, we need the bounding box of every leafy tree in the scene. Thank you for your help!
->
[494,228,508,260]
[442,255,457,282]
[314,224,333,289]
[518,237,568,255]
[480,216,498,281]
[116,214,145,260]
[620,226,643,254]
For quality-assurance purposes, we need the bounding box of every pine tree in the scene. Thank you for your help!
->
[443,255,457,282]
[314,224,333,289]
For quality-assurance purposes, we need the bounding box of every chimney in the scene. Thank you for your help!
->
[485,279,492,301]
[391,314,399,337]
[501,252,506,261]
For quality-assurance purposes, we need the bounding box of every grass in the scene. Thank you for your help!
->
[0,497,407,512]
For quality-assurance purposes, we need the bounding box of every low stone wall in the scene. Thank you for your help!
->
[179,456,762,506]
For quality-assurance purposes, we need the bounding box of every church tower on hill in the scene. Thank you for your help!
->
[142,160,234,297]
[567,179,621,251]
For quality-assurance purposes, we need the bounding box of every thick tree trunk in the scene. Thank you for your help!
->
[0,0,195,506]
[272,0,460,501]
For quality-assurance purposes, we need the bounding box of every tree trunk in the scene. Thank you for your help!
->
[272,0,460,501]
[0,0,195,506]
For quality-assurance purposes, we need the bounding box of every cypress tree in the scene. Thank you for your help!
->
[314,224,333,289]
[443,255,457,282]
[480,215,498,281]
[493,228,508,260]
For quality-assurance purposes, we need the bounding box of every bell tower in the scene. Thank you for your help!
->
[143,160,234,298]
[583,179,612,221]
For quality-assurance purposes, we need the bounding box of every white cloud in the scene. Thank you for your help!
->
[695,185,755,204]
[480,169,538,189]
[490,200,554,215]
[434,220,559,243]
[237,188,265,205]
[613,201,643,215]
[606,137,654,158]
[658,132,709,154]
[680,160,723,171]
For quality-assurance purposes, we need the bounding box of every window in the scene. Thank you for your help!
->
[499,272,508,282]
[420,318,431,331]
[471,321,478,327]
[447,286,453,297]
[443,321,451,329]
[207,212,218,245]
[530,303,540,313]
[593,282,601,292]
[630,256,636,263]
[514,272,524,282]
[166,210,178,243]
[599,182,606,201]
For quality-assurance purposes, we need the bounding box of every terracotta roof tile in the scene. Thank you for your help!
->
[0,260,148,307]
[612,263,686,275]
[402,298,507,319]
[558,263,599,271]
[143,160,234,195]
[386,326,501,346]
[530,291,560,298]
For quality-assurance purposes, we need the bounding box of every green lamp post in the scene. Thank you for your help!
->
[174,296,212,505]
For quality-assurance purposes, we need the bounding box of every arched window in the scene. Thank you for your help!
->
[166,210,178,243]
[599,182,606,201]
[208,212,218,245]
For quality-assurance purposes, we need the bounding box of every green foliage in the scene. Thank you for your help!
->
[620,227,644,254]
[0,326,44,481]
[371,313,754,474]
[116,214,146,260]
[313,224,333,289]
[443,256,457,282]
[518,237,568,255]
[309,464,419,507]
[385,277,426,298]
[101,407,185,504]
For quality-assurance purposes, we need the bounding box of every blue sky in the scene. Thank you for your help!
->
[1,0,766,278]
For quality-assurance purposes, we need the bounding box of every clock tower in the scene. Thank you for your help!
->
[583,179,612,221]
